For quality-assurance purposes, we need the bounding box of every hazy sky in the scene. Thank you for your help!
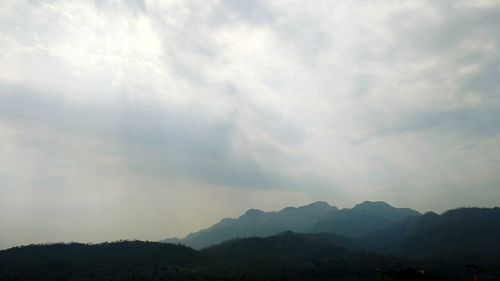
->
[1,0,500,249]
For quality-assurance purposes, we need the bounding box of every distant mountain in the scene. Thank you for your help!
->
[310,201,421,237]
[163,201,337,249]
[361,207,500,266]
[160,202,500,267]
[161,201,422,249]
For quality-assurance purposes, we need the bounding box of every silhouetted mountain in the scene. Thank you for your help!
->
[311,201,421,237]
[161,201,422,249]
[163,201,337,249]
[361,207,500,266]
[160,202,500,268]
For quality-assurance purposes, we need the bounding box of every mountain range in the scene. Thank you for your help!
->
[162,201,500,266]
[162,201,421,249]
[1,201,499,281]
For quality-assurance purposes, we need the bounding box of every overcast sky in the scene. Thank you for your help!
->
[1,0,499,249]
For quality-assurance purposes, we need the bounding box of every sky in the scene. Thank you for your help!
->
[1,0,499,249]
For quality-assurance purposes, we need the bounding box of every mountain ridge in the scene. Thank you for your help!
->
[161,202,500,266]
[162,200,419,249]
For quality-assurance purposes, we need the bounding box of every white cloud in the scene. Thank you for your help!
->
[1,0,500,249]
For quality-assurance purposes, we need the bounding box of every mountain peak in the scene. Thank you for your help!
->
[239,209,265,220]
[354,201,392,209]
[305,201,331,208]
[279,201,334,214]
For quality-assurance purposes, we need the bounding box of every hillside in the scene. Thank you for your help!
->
[0,241,203,281]
[361,207,500,266]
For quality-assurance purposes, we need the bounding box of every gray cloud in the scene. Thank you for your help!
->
[0,84,316,190]
[211,0,275,25]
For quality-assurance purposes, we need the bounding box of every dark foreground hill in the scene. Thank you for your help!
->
[201,231,466,281]
[0,241,203,281]
[0,233,476,281]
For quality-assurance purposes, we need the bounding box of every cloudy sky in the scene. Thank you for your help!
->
[1,0,499,249]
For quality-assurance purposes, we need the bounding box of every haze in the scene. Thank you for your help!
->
[1,0,499,250]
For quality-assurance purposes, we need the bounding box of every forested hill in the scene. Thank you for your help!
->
[0,234,477,281]
[0,241,202,281]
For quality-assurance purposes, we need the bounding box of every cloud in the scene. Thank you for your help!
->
[1,0,500,248]
[0,84,320,190]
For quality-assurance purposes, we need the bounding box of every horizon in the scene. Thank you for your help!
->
[1,0,500,250]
